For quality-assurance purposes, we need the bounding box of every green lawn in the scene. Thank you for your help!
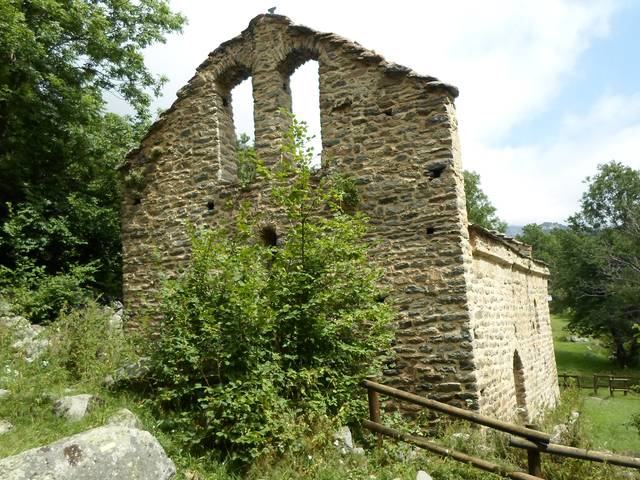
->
[551,314,640,454]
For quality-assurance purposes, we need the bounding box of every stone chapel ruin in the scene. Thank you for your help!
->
[121,14,560,422]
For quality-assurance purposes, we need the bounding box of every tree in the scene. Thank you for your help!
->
[147,117,395,462]
[516,223,564,308]
[0,1,184,316]
[555,162,640,367]
[463,170,507,232]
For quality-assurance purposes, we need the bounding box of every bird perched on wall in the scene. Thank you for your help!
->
[268,7,276,14]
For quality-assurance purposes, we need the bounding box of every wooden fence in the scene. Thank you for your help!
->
[558,373,639,396]
[363,379,640,479]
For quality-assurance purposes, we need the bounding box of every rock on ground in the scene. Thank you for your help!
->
[333,426,353,449]
[53,394,103,422]
[0,419,14,435]
[0,425,175,480]
[107,408,143,429]
[0,389,10,399]
[416,470,433,480]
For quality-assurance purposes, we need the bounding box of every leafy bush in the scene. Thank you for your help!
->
[146,116,395,463]
[0,259,96,323]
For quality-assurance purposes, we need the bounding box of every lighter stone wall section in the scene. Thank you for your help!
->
[466,226,560,422]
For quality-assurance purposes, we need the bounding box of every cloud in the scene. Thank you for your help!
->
[469,92,640,225]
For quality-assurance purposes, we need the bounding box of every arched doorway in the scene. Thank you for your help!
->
[513,351,528,422]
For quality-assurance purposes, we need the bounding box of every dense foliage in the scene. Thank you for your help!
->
[0,0,184,320]
[146,118,395,463]
[519,162,640,367]
[463,170,507,232]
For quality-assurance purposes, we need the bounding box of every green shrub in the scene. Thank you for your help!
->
[146,115,395,463]
[0,260,96,323]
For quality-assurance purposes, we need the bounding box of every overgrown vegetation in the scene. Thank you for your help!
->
[144,116,395,464]
[0,0,185,320]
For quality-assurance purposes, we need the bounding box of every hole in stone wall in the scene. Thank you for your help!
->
[206,201,214,211]
[427,165,446,180]
[289,60,322,169]
[133,197,141,205]
[260,225,278,247]
[426,226,436,235]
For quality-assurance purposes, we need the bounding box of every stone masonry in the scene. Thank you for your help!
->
[120,14,559,422]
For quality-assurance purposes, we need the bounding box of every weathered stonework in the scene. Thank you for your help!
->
[121,14,559,421]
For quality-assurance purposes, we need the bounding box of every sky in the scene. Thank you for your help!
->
[107,0,640,226]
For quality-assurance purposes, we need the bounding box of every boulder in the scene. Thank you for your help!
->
[0,419,14,435]
[0,425,175,480]
[416,471,433,480]
[107,301,124,330]
[53,394,103,422]
[107,408,143,429]
[333,426,354,449]
[3,314,50,362]
[105,357,151,386]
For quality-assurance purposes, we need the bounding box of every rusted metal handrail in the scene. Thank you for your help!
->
[364,420,542,480]
[363,379,640,479]
[362,379,551,444]
[510,436,640,469]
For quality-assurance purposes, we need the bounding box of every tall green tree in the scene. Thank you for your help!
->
[463,170,507,232]
[0,1,184,314]
[555,162,640,367]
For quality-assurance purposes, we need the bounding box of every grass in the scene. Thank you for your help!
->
[551,313,640,455]
[2,302,638,479]
[551,315,638,377]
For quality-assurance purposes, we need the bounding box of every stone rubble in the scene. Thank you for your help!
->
[107,408,143,429]
[0,425,176,480]
[53,394,103,422]
[0,419,14,435]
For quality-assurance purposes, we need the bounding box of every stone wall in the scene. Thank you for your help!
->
[465,225,559,421]
[121,13,559,418]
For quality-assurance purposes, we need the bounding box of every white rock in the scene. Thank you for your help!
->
[333,426,353,449]
[550,423,569,443]
[416,470,433,480]
[107,408,143,429]
[0,425,175,480]
[53,394,103,422]
[0,419,13,435]
[0,389,10,399]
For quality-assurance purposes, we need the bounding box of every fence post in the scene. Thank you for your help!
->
[367,383,382,448]
[609,376,614,396]
[593,374,598,395]
[525,423,543,478]
[577,376,582,389]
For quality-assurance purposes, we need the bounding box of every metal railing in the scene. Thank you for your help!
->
[363,379,640,479]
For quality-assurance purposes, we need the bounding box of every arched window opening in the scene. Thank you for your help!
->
[230,78,256,186]
[513,351,528,422]
[217,66,254,184]
[289,60,322,169]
